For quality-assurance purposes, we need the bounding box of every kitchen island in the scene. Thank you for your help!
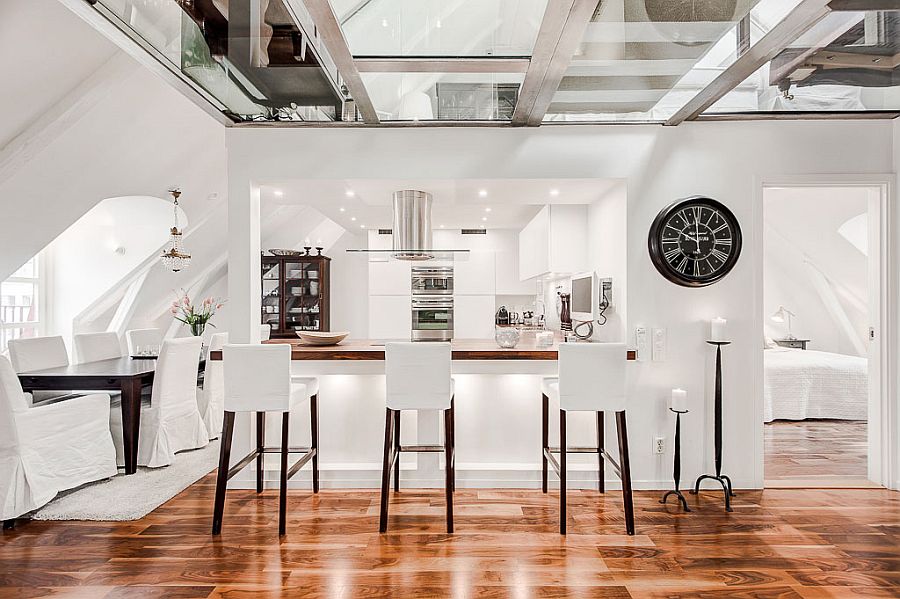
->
[212,337,636,490]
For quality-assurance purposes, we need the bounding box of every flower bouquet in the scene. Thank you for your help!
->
[171,290,225,337]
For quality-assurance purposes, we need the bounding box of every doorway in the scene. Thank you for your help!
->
[761,183,885,488]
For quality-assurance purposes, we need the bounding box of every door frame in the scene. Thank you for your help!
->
[754,174,896,489]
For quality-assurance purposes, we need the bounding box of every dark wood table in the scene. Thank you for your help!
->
[17,357,157,475]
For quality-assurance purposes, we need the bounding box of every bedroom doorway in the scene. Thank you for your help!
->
[762,183,885,488]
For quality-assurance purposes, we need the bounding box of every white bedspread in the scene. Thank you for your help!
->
[764,348,867,422]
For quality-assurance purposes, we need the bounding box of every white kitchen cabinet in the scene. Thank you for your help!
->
[454,295,496,339]
[369,295,411,339]
[518,204,588,281]
[454,251,495,295]
[368,260,411,295]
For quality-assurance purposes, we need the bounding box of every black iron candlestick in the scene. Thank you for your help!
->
[660,408,691,512]
[691,341,735,512]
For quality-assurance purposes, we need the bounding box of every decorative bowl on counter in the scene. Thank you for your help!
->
[297,331,349,346]
[268,249,301,256]
[495,327,520,349]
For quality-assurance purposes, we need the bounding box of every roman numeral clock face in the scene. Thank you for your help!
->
[648,197,742,287]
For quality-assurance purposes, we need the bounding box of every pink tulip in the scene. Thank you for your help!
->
[170,307,178,314]
[183,296,190,306]
[216,303,224,309]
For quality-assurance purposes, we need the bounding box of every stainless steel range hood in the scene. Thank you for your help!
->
[346,189,470,261]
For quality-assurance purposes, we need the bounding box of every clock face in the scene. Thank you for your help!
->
[648,197,742,287]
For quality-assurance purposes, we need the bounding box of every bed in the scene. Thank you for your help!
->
[764,348,868,422]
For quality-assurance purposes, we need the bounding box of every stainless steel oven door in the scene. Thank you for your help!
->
[411,267,453,296]
[411,297,454,341]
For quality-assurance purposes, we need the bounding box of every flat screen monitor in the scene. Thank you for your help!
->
[570,272,595,322]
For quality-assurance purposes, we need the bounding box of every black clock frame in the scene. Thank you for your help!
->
[648,196,742,288]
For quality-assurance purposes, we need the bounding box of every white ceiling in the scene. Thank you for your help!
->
[261,178,624,232]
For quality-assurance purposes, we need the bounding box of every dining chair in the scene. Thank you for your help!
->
[0,356,118,525]
[74,332,123,363]
[260,324,271,341]
[125,328,164,356]
[110,336,209,468]
[380,342,455,533]
[7,336,81,404]
[199,332,228,440]
[212,343,319,536]
[541,342,634,535]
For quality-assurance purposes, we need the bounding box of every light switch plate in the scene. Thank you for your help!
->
[635,326,648,362]
[652,328,666,362]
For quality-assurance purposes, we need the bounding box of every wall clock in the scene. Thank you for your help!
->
[648,196,742,287]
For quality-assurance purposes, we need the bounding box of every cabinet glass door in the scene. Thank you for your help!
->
[284,260,322,332]
[261,261,281,330]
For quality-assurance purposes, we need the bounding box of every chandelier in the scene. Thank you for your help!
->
[160,189,191,272]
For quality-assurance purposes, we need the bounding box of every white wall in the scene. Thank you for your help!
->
[225,120,895,490]
[588,182,627,342]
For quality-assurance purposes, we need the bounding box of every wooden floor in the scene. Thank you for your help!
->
[765,420,870,486]
[3,476,900,598]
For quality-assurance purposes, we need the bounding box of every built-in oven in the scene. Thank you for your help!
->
[411,296,454,341]
[411,266,453,296]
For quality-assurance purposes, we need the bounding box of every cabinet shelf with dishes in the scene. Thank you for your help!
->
[261,252,331,337]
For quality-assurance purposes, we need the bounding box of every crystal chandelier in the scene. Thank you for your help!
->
[160,189,191,272]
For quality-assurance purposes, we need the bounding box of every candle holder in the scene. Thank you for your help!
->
[691,341,735,512]
[660,408,691,512]
[303,246,312,256]
[315,246,324,256]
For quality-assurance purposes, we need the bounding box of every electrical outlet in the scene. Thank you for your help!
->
[635,326,648,362]
[653,436,665,454]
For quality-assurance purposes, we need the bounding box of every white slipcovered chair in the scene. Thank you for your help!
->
[541,342,634,535]
[125,328,164,356]
[0,356,117,523]
[74,332,123,363]
[7,336,80,405]
[199,332,228,440]
[260,324,271,341]
[212,343,319,536]
[380,342,455,533]
[110,336,209,468]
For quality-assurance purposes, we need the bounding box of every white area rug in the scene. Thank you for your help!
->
[32,440,219,521]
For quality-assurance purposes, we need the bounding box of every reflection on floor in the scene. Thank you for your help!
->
[765,419,873,487]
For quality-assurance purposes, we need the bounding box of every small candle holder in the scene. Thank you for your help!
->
[660,407,691,512]
[303,246,312,256]
[315,246,323,256]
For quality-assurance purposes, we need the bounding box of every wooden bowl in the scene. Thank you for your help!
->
[296,331,349,346]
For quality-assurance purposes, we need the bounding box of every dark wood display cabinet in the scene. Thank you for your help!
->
[261,251,331,338]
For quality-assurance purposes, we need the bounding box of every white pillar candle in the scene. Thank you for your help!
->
[710,317,727,342]
[670,388,688,412]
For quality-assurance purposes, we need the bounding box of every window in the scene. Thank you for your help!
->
[1,257,42,352]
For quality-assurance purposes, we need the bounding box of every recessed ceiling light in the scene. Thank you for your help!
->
[274,190,283,197]
[480,224,486,229]
[360,224,365,229]
[485,207,492,213]
[351,216,357,221]
[381,18,388,27]
[481,216,488,222]
[435,19,442,28]
[549,188,560,197]
[439,224,445,228]
[345,190,355,197]
[478,189,488,198]
[339,207,345,212]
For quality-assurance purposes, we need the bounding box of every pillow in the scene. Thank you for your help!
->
[764,336,778,350]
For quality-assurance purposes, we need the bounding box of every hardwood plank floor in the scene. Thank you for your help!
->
[2,477,899,598]
[765,420,870,486]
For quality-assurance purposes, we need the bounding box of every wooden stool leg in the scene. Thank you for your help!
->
[3,519,15,530]
[393,409,401,492]
[541,393,549,494]
[597,411,605,493]
[379,408,394,533]
[311,393,320,494]
[559,409,567,535]
[449,396,456,492]
[212,411,235,535]
[256,412,265,493]
[279,412,290,536]
[616,410,635,536]
[444,406,454,534]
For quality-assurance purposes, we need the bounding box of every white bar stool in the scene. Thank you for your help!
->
[541,342,634,535]
[212,343,319,536]
[380,342,455,533]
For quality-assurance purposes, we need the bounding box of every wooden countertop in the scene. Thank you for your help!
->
[209,338,636,361]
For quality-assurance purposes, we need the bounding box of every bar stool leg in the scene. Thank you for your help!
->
[256,412,265,493]
[444,405,454,534]
[449,396,456,492]
[279,412,290,536]
[616,410,635,536]
[597,411,605,493]
[393,409,401,492]
[212,411,235,535]
[379,408,394,533]
[541,393,549,494]
[559,409,567,535]
[311,393,320,494]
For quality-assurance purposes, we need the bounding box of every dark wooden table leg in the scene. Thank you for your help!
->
[541,393,549,494]
[379,408,394,533]
[560,408,567,535]
[597,411,605,493]
[393,409,401,492]
[256,412,265,493]
[120,377,143,475]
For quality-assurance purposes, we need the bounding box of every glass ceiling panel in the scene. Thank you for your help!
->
[704,9,900,114]
[361,72,524,120]
[544,0,771,123]
[94,0,342,122]
[329,0,548,57]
